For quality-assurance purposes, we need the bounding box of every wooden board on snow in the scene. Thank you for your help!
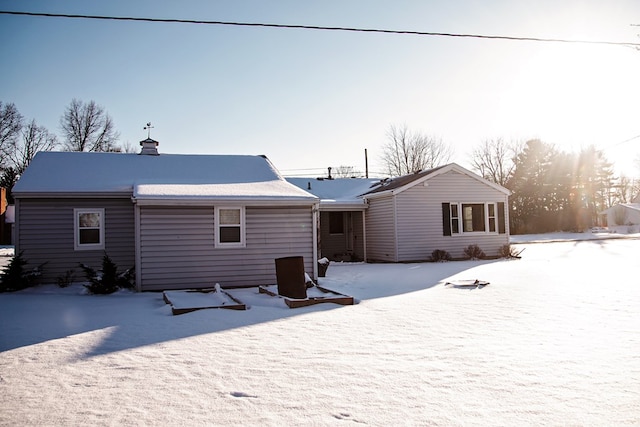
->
[163,288,247,315]
[444,279,490,289]
[258,284,354,308]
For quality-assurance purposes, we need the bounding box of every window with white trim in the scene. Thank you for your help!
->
[488,203,496,232]
[74,208,105,250]
[443,202,503,235]
[215,207,245,247]
[450,204,460,234]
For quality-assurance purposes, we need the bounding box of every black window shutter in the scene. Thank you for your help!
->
[498,202,506,234]
[442,203,451,236]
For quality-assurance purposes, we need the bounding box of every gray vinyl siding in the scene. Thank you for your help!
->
[139,205,314,291]
[15,198,135,284]
[365,195,397,262]
[395,170,509,260]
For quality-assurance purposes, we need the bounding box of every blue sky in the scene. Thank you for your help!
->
[2,0,640,177]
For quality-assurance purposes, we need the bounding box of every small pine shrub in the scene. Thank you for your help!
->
[80,252,135,295]
[0,252,45,292]
[463,244,485,260]
[56,269,76,288]
[431,249,452,262]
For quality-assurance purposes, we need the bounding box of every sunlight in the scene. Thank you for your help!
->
[495,42,640,163]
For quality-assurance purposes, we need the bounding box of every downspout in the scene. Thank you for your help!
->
[362,208,367,262]
[13,199,20,254]
[133,199,142,292]
[393,193,399,262]
[312,203,319,280]
[505,195,511,244]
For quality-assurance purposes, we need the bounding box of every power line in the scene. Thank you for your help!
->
[2,10,640,48]
[601,133,640,150]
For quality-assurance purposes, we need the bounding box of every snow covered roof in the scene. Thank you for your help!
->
[286,177,382,210]
[600,203,640,214]
[362,163,511,197]
[13,151,318,203]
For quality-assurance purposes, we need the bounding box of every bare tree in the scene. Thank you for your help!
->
[470,138,523,186]
[120,141,140,153]
[381,124,453,176]
[60,99,119,152]
[332,165,359,178]
[0,102,24,165]
[9,119,58,174]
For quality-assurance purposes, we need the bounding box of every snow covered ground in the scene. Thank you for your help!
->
[1,233,639,426]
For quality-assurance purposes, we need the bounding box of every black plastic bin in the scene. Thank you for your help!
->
[275,256,307,299]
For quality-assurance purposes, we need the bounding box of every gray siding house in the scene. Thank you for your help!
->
[289,163,511,262]
[12,140,319,291]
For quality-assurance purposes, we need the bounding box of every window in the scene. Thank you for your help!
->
[443,202,504,236]
[215,207,245,247]
[329,212,344,234]
[74,208,105,250]
[462,204,485,232]
[450,204,459,234]
[488,203,496,232]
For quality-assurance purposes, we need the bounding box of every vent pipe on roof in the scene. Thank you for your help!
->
[139,138,159,155]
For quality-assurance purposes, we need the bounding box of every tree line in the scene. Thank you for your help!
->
[380,124,640,234]
[2,104,638,234]
[0,99,131,200]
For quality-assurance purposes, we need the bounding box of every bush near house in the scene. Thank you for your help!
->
[499,244,524,259]
[80,252,135,295]
[463,244,486,260]
[430,249,452,262]
[0,252,45,292]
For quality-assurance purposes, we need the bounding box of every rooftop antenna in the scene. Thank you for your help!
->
[143,122,154,139]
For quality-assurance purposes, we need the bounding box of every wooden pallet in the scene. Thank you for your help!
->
[163,288,247,315]
[258,284,354,308]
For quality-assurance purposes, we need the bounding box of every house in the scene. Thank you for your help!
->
[599,203,640,233]
[11,139,319,291]
[286,176,379,262]
[288,163,511,262]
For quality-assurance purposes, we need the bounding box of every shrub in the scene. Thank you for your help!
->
[56,269,76,288]
[0,252,45,292]
[499,244,523,259]
[80,252,135,295]
[430,249,452,262]
[463,244,485,260]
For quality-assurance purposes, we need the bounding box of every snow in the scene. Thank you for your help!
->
[1,233,640,425]
[286,177,381,200]
[13,152,316,201]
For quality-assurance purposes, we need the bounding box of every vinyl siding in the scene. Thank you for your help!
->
[15,198,135,284]
[139,206,314,291]
[365,195,397,262]
[394,170,509,260]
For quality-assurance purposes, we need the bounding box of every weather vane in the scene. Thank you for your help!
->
[143,122,154,139]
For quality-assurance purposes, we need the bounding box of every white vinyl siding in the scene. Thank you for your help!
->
[139,206,314,291]
[365,195,397,262]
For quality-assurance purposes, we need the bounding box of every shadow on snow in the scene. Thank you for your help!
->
[0,258,502,357]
